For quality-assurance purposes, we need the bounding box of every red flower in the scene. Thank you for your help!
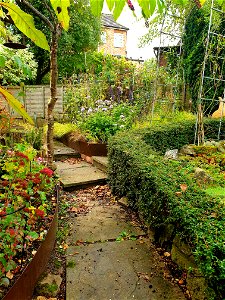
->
[20,191,30,200]
[32,178,41,184]
[35,209,45,218]
[9,228,16,237]
[40,168,54,177]
[16,152,29,161]
[19,160,25,166]
[20,180,28,189]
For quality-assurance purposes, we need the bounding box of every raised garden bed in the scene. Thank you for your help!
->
[59,132,107,157]
[2,205,58,300]
[0,144,58,299]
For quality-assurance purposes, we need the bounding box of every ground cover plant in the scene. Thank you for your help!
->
[108,116,225,299]
[0,143,56,297]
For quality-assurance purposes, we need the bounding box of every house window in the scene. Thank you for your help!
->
[101,31,107,44]
[114,33,124,48]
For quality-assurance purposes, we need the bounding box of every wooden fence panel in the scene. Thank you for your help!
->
[0,85,64,119]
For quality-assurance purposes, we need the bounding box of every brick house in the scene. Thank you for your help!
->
[99,14,129,57]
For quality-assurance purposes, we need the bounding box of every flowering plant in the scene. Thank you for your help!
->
[0,143,56,290]
[80,103,137,142]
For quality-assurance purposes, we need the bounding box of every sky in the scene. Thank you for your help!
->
[102,3,158,60]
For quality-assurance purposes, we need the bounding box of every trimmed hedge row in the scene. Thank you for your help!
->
[108,119,225,299]
[141,118,225,154]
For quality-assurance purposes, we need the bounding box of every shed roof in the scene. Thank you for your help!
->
[102,14,129,31]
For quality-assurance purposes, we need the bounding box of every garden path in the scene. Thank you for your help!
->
[55,142,186,300]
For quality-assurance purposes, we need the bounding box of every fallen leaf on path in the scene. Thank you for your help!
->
[137,272,150,281]
[178,279,184,285]
[75,240,84,246]
[164,252,171,257]
[70,207,78,213]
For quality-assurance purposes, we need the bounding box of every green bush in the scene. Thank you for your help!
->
[80,104,137,142]
[108,119,225,299]
[140,117,225,154]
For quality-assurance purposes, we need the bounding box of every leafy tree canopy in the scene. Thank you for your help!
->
[0,34,37,85]
[18,0,101,83]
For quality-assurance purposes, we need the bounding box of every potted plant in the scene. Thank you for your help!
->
[0,143,57,300]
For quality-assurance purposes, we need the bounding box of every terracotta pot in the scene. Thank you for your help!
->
[2,206,58,300]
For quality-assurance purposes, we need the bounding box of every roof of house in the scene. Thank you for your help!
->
[101,14,129,31]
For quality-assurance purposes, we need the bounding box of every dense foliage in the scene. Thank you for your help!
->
[19,0,101,84]
[0,143,56,291]
[183,1,225,114]
[64,54,182,135]
[0,37,37,85]
[108,117,225,299]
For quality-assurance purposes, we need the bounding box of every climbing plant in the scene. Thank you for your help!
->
[183,1,225,115]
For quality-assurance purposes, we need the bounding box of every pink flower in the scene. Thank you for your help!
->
[40,167,54,177]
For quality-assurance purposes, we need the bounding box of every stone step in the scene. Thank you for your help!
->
[55,161,107,189]
[92,156,108,173]
[54,140,80,161]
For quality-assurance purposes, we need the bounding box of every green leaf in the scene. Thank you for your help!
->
[106,0,115,11]
[0,55,5,67]
[0,86,34,125]
[0,3,49,51]
[149,0,156,15]
[27,231,39,240]
[13,55,22,68]
[50,0,70,31]
[138,0,151,18]
[113,0,125,20]
[157,0,165,13]
[90,0,104,17]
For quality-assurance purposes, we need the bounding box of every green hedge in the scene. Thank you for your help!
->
[141,118,225,154]
[108,119,225,299]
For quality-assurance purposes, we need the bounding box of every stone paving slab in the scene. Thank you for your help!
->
[66,240,185,300]
[54,140,80,160]
[55,161,107,188]
[66,202,185,300]
[92,156,108,173]
[67,204,145,243]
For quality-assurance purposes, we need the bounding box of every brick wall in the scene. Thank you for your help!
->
[99,28,127,57]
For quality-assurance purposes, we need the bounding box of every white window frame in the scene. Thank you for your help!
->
[101,31,107,44]
[114,33,124,48]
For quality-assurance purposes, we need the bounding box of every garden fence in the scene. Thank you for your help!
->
[0,85,64,119]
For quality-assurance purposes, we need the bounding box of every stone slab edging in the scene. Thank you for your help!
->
[2,207,58,300]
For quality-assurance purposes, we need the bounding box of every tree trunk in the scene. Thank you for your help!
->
[47,27,59,168]
[197,103,204,145]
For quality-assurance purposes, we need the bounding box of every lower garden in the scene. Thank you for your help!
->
[1,105,225,299]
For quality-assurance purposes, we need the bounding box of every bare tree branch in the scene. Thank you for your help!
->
[16,0,54,32]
